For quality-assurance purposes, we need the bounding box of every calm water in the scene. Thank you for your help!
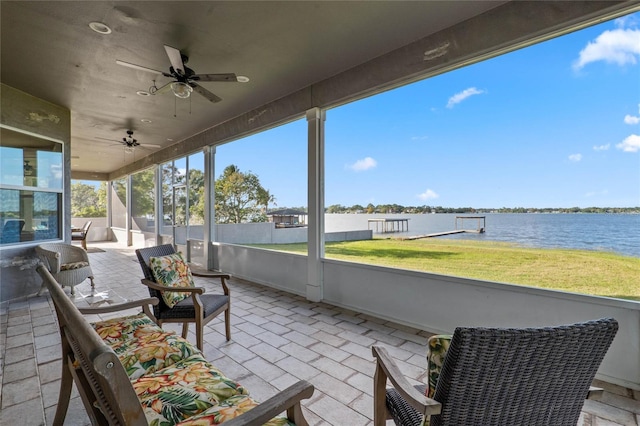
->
[324,213,640,258]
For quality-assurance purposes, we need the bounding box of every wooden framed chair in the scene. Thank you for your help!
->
[373,318,618,426]
[36,243,95,295]
[71,220,92,250]
[135,244,231,351]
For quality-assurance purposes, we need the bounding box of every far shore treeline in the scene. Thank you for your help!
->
[320,205,640,214]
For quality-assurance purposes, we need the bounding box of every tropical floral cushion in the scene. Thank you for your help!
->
[176,395,295,426]
[422,334,452,426]
[149,252,195,308]
[94,311,296,425]
[92,312,159,345]
[133,356,250,424]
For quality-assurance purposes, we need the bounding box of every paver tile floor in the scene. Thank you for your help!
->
[1,243,424,425]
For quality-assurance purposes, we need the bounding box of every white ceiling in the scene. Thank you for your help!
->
[1,1,636,178]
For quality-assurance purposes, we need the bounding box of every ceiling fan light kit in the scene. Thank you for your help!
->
[170,82,193,98]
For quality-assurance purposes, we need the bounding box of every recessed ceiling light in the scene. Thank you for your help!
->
[140,119,152,123]
[136,90,150,96]
[89,22,112,34]
[237,76,250,83]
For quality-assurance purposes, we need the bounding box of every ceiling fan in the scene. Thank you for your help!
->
[97,130,161,154]
[116,45,249,103]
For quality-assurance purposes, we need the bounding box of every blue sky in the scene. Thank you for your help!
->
[212,13,640,209]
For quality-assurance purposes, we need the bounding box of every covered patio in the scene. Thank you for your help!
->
[1,242,637,425]
[2,1,640,424]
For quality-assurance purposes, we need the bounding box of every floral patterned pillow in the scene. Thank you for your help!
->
[149,252,195,308]
[422,334,452,426]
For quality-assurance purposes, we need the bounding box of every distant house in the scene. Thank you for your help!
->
[267,209,308,228]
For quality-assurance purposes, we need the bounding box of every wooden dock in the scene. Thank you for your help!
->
[397,229,483,240]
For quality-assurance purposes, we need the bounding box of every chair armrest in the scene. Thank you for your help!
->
[77,297,159,314]
[140,279,205,294]
[190,268,231,295]
[372,345,441,417]
[223,380,315,426]
[587,386,604,400]
[35,246,62,272]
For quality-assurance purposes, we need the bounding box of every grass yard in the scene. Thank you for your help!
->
[248,238,640,301]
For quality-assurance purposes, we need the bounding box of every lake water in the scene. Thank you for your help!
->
[324,213,640,258]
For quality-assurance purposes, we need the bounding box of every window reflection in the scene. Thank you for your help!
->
[0,127,63,246]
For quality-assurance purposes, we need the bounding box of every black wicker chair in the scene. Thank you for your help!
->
[135,244,231,351]
[373,318,618,426]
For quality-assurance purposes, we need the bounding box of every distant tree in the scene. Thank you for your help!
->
[214,165,272,224]
[366,203,375,214]
[71,182,106,217]
[256,187,277,221]
[188,169,205,225]
[326,204,344,214]
[131,169,155,218]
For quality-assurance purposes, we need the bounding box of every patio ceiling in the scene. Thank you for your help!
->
[1,1,637,179]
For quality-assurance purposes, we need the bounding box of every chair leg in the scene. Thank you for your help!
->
[89,277,95,288]
[196,318,204,351]
[225,307,231,341]
[181,322,189,339]
[82,239,87,250]
[70,285,75,296]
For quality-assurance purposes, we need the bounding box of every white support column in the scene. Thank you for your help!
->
[154,164,162,246]
[204,146,217,270]
[306,107,325,302]
[126,174,132,246]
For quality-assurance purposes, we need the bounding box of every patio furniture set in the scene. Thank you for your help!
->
[37,242,618,425]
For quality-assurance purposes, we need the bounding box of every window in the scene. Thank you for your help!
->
[0,126,63,246]
[323,14,640,300]
[214,119,308,252]
[131,168,155,232]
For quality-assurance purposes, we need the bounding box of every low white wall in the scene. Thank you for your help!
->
[71,217,109,242]
[214,243,307,295]
[215,244,640,391]
[215,223,372,244]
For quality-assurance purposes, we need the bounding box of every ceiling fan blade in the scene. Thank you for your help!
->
[95,136,121,143]
[164,45,185,75]
[190,82,222,103]
[140,143,162,149]
[193,73,239,82]
[116,60,165,76]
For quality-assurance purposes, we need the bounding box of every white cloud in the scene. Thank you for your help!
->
[348,157,377,171]
[624,114,640,125]
[616,134,640,153]
[573,28,640,70]
[593,144,610,151]
[446,87,485,108]
[568,153,582,162]
[411,135,429,141]
[417,189,439,201]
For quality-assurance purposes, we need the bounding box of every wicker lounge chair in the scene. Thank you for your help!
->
[373,318,618,426]
[36,243,95,296]
[135,244,231,351]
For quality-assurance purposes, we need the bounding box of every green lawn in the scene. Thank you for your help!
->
[248,238,640,301]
